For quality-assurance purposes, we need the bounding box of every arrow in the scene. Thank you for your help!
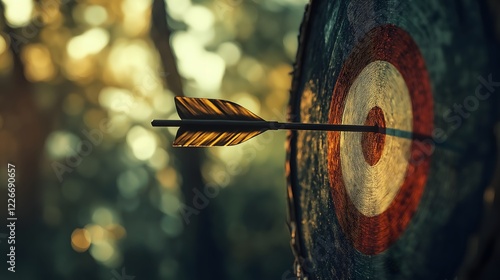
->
[151,97,386,147]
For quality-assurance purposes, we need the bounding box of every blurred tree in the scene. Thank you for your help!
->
[150,1,226,279]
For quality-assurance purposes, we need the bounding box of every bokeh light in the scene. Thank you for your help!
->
[126,125,157,160]
[83,5,108,26]
[45,130,80,159]
[67,28,110,59]
[2,0,33,27]
[71,228,91,253]
[21,44,56,82]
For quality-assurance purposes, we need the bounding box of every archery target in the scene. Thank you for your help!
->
[287,1,497,279]
[328,24,433,255]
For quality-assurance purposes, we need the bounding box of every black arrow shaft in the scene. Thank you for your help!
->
[152,119,270,129]
[280,122,380,133]
[151,119,380,133]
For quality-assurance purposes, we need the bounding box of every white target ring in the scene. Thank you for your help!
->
[340,60,413,217]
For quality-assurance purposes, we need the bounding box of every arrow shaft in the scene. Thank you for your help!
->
[151,119,380,133]
[280,122,380,133]
[151,119,271,129]
[150,97,440,147]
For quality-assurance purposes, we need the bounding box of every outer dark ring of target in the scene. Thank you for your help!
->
[327,24,434,255]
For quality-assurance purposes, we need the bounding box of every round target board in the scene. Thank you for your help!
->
[328,24,433,255]
[286,0,498,279]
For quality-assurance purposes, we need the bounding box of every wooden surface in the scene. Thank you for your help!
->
[286,0,499,279]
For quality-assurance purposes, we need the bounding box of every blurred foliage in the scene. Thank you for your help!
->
[0,0,307,279]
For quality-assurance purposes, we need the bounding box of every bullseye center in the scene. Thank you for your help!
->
[361,106,386,166]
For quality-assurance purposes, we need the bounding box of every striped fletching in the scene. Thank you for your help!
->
[173,128,264,147]
[174,96,263,121]
[172,97,265,147]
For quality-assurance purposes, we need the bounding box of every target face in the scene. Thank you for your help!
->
[287,1,497,279]
[327,24,433,255]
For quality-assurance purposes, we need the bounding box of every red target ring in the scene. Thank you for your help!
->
[327,24,434,255]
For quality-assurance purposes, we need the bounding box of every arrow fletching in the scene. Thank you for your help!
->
[174,127,265,147]
[172,97,267,147]
[174,96,263,121]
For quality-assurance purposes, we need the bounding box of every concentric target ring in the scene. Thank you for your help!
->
[327,24,434,255]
